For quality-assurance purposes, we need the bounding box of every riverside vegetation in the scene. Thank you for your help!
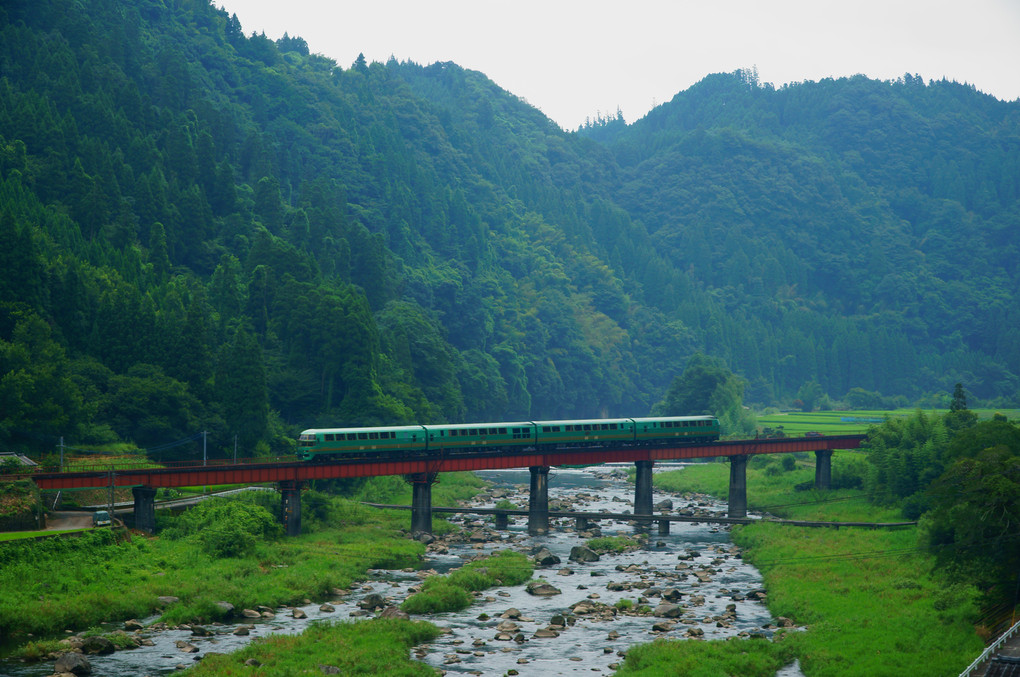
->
[3,0,1020,471]
[621,453,985,676]
[0,473,484,666]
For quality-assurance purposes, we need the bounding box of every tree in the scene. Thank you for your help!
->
[654,353,755,434]
[214,326,269,454]
[0,312,84,451]
[923,421,1020,600]
[945,383,978,433]
[353,53,368,74]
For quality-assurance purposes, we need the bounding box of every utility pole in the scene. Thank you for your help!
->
[203,431,207,466]
[234,434,237,463]
[59,436,64,472]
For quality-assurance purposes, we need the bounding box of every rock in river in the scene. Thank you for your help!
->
[526,581,562,597]
[54,652,92,675]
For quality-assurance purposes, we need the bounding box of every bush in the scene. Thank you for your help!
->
[401,551,532,614]
[163,498,282,558]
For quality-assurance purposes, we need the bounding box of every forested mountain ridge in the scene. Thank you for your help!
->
[0,0,1016,459]
[601,70,1019,405]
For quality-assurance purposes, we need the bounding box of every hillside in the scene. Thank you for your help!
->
[0,0,1017,459]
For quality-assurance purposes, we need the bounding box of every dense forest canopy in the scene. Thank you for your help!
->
[0,0,1017,459]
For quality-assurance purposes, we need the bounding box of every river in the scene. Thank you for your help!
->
[1,464,801,676]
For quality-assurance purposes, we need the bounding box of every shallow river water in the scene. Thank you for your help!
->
[1,464,802,677]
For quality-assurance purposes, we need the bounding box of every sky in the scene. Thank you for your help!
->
[215,0,1020,130]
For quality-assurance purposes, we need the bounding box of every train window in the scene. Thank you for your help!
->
[450,429,458,436]
[583,424,592,431]
[601,424,609,430]
[499,427,507,434]
[358,432,368,440]
[610,423,617,430]
[369,432,378,439]
[469,429,478,435]
[325,434,335,441]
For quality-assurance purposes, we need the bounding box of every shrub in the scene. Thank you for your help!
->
[163,499,282,558]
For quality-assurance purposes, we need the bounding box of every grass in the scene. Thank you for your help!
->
[401,549,533,614]
[174,618,442,677]
[0,497,425,642]
[587,534,644,554]
[615,636,797,677]
[757,407,1020,436]
[628,457,986,677]
[0,527,91,542]
[655,453,903,523]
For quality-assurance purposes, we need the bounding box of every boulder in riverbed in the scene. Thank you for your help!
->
[568,546,600,563]
[526,581,561,597]
[54,652,92,675]
[80,636,115,655]
[533,547,561,567]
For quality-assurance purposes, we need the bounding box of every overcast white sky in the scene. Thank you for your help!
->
[215,0,1020,130]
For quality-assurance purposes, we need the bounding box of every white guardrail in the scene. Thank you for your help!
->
[960,618,1020,677]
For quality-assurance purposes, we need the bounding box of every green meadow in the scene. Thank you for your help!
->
[628,459,985,677]
[756,407,1019,436]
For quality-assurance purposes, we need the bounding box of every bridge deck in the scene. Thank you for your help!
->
[10,435,866,490]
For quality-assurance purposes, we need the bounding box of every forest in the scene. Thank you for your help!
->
[0,0,1018,460]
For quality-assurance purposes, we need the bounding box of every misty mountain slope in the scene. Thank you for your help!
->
[0,0,1017,458]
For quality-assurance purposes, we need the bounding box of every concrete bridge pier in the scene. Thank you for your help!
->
[279,480,303,537]
[575,516,590,531]
[408,473,438,537]
[658,519,670,536]
[494,512,509,530]
[815,449,833,490]
[634,460,654,522]
[132,485,157,533]
[528,465,550,536]
[728,454,748,518]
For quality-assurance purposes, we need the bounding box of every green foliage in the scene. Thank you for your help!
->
[0,493,423,638]
[863,410,949,506]
[161,497,282,557]
[0,479,40,518]
[179,618,442,677]
[0,0,1018,467]
[401,550,532,614]
[654,353,756,434]
[586,535,642,554]
[922,421,1020,599]
[616,636,796,676]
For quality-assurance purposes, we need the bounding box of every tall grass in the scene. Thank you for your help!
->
[177,618,442,677]
[628,456,985,676]
[401,550,532,615]
[0,499,424,640]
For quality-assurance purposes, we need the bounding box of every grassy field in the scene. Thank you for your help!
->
[630,460,985,677]
[757,407,1020,436]
[175,618,443,677]
[0,473,486,659]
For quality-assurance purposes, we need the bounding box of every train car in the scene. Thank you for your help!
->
[297,425,427,461]
[631,416,719,444]
[424,422,536,454]
[533,418,635,448]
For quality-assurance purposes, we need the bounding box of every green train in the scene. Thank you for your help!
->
[297,415,719,461]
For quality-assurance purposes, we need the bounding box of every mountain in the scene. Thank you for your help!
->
[0,0,1016,458]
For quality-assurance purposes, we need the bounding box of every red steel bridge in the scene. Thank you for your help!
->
[13,434,866,536]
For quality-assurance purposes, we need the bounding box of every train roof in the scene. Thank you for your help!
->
[630,415,717,422]
[423,421,534,430]
[301,425,426,435]
[532,418,634,426]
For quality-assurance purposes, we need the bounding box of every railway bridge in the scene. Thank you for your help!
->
[14,434,865,536]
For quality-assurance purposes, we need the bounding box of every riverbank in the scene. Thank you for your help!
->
[0,474,486,659]
[629,457,985,676]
